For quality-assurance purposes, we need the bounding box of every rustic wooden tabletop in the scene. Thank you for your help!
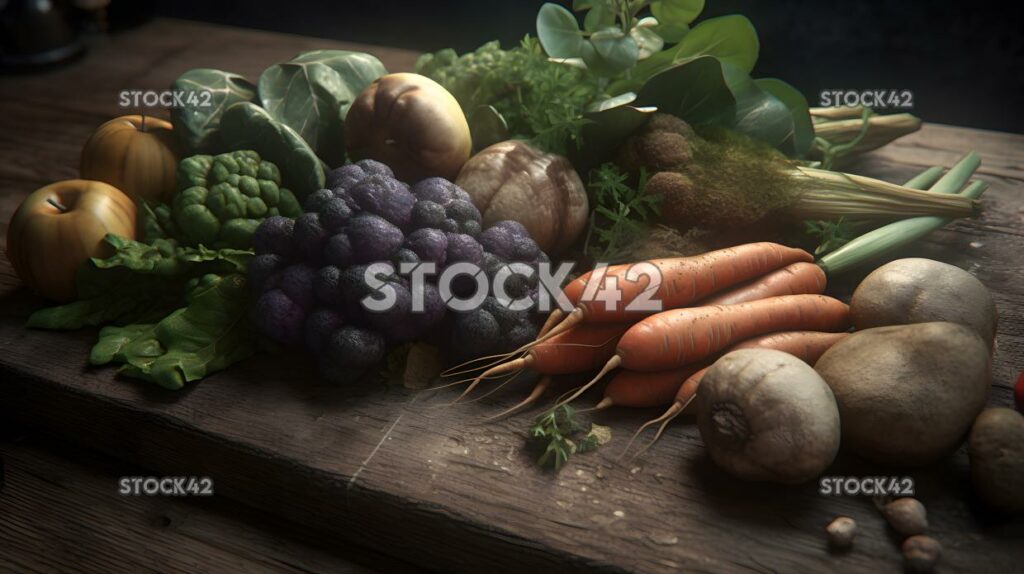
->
[1,18,1022,574]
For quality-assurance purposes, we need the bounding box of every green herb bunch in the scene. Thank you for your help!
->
[585,163,661,260]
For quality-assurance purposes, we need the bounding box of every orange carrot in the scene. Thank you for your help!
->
[557,294,850,406]
[460,242,813,375]
[458,323,629,401]
[629,330,850,457]
[595,362,709,411]
[597,262,827,410]
[699,261,826,306]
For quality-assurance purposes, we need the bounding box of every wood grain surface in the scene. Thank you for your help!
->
[0,18,1022,574]
[0,433,418,574]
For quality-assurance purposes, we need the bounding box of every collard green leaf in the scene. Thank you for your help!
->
[26,235,251,331]
[651,0,704,42]
[90,274,255,390]
[170,68,257,154]
[572,94,656,171]
[755,78,814,157]
[537,3,585,59]
[634,55,735,124]
[219,102,325,199]
[258,50,386,167]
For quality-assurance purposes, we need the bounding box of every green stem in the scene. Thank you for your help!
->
[817,152,983,276]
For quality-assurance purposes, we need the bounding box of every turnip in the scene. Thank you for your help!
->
[850,258,997,347]
[968,407,1024,514]
[815,322,991,467]
[696,349,841,484]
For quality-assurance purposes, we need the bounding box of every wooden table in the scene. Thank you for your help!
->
[1,18,1022,573]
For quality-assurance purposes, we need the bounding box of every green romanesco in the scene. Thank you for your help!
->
[155,150,301,249]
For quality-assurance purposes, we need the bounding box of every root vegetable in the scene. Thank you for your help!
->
[882,498,928,536]
[968,407,1024,514]
[815,322,991,467]
[850,257,997,347]
[696,349,841,484]
[825,516,857,548]
[902,535,942,573]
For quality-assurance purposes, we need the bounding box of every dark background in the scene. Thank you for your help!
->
[121,0,1024,133]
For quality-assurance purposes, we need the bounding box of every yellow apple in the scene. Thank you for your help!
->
[6,179,136,302]
[80,114,179,204]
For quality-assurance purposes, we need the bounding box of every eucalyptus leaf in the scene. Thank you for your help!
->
[652,0,705,29]
[614,14,759,93]
[169,68,257,154]
[258,50,386,167]
[537,3,585,59]
[630,18,665,59]
[651,0,703,42]
[590,27,640,73]
[755,78,814,157]
[583,2,616,32]
[219,102,325,199]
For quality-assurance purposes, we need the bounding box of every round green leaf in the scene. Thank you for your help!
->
[537,3,585,59]
[677,14,759,73]
[589,27,640,74]
[755,78,814,157]
[584,3,616,32]
[651,0,704,42]
[630,18,665,59]
[635,55,735,124]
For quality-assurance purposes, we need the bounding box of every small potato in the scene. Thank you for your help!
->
[968,408,1024,514]
[697,349,841,484]
[850,258,997,347]
[815,322,990,467]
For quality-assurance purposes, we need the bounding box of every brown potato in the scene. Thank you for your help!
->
[850,258,997,347]
[968,407,1024,514]
[815,322,991,467]
[345,73,471,182]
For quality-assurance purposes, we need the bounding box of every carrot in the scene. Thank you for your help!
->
[557,242,810,321]
[595,362,710,411]
[557,294,849,407]
[594,262,827,410]
[628,330,849,457]
[457,323,629,402]
[455,242,812,376]
[699,261,826,306]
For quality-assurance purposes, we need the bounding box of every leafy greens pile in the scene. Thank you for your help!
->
[417,0,813,163]
[27,49,391,390]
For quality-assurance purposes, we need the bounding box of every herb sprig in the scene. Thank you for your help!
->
[585,163,662,260]
[529,405,600,470]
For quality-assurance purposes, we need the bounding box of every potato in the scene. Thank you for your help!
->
[345,73,471,182]
[696,349,841,484]
[850,258,997,347]
[968,408,1024,514]
[815,322,990,467]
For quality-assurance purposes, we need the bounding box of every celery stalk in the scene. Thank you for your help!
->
[817,152,984,276]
